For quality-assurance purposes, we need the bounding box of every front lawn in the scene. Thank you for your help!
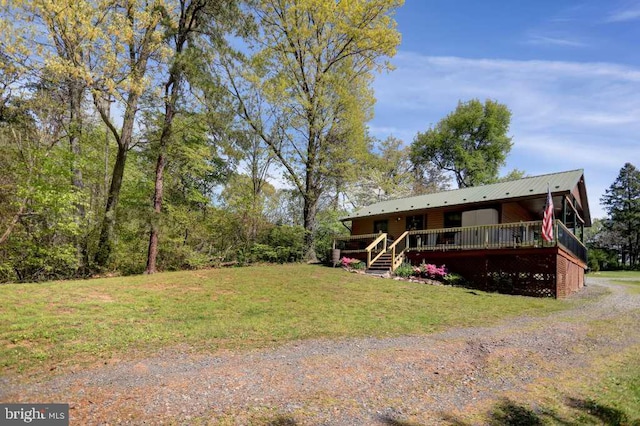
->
[589,270,640,293]
[589,270,640,279]
[1,264,571,375]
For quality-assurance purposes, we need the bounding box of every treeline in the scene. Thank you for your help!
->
[0,0,423,282]
[7,1,624,283]
[586,163,640,271]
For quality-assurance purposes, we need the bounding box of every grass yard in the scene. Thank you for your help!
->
[589,270,640,279]
[1,264,572,375]
[472,345,640,425]
[589,270,640,294]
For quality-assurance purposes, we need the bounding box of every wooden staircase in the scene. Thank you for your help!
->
[366,252,393,273]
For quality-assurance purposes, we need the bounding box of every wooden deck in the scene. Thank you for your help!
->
[335,220,586,263]
[333,220,587,298]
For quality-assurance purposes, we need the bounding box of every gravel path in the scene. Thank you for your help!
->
[2,277,640,425]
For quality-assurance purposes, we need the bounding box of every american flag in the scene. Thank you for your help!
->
[542,186,554,242]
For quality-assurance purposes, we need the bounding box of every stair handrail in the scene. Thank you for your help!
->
[388,231,409,271]
[366,233,388,267]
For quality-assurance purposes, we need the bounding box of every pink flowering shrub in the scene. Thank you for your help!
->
[340,257,364,269]
[412,263,447,280]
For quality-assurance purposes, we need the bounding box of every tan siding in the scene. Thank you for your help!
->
[388,218,405,238]
[502,202,534,223]
[351,218,373,235]
[352,202,537,234]
[351,216,404,236]
[427,210,444,229]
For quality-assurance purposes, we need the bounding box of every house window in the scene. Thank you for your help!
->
[405,215,425,231]
[444,212,462,228]
[373,220,388,234]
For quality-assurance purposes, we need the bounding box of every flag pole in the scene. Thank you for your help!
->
[542,182,555,243]
[550,183,556,241]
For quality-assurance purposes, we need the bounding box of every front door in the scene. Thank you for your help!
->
[406,215,424,248]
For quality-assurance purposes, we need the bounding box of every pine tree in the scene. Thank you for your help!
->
[601,163,640,268]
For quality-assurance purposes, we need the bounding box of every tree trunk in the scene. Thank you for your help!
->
[94,68,143,269]
[145,145,168,274]
[145,0,207,273]
[145,79,177,274]
[94,145,128,268]
[303,194,319,262]
[145,150,165,274]
[145,55,181,274]
[0,203,26,245]
[68,80,88,273]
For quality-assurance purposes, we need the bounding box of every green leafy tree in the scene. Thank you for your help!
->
[345,136,450,208]
[226,0,403,261]
[411,99,513,188]
[497,168,527,183]
[600,163,640,268]
[1,0,171,269]
[0,90,84,282]
[145,0,248,273]
[584,218,621,271]
[221,173,276,250]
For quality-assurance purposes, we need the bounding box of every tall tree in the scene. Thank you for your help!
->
[0,79,85,282]
[411,99,513,188]
[1,0,169,269]
[600,163,640,268]
[344,136,449,208]
[1,0,91,269]
[91,1,167,269]
[145,0,246,274]
[226,0,402,261]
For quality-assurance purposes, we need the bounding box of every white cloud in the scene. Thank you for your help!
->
[526,35,587,47]
[606,5,640,22]
[370,52,640,218]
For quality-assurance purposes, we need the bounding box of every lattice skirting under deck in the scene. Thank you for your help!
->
[406,248,585,298]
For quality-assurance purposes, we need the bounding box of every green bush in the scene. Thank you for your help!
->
[252,225,306,263]
[350,259,365,270]
[394,261,414,278]
[314,209,349,263]
[443,272,466,286]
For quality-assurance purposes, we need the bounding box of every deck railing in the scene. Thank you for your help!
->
[405,220,545,251]
[366,233,388,267]
[388,231,409,270]
[404,220,587,263]
[557,221,588,264]
[333,233,387,255]
[333,220,587,269]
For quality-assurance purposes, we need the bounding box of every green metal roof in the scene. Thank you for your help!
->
[343,169,589,223]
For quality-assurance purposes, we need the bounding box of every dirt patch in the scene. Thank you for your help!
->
[85,292,115,303]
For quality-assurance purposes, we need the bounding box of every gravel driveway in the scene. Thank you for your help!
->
[2,277,639,425]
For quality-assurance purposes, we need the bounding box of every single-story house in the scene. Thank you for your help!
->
[334,169,590,298]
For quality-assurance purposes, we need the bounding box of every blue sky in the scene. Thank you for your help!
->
[369,0,640,219]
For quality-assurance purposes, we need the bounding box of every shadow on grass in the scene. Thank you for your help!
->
[263,396,638,426]
[487,399,544,425]
[440,397,638,426]
[565,397,636,425]
[440,399,545,426]
[266,416,298,426]
[378,415,425,426]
